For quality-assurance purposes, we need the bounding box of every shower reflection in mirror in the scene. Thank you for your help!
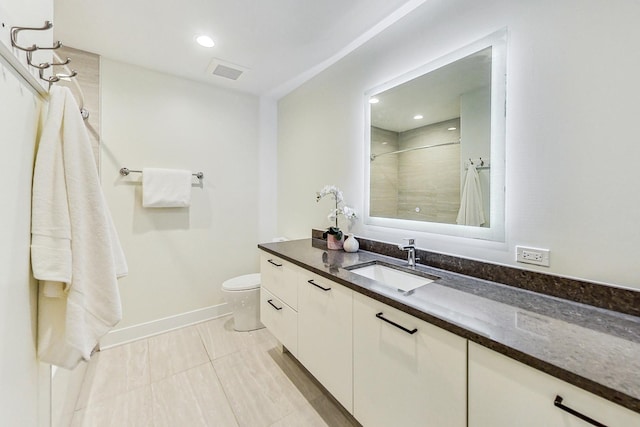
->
[367,45,495,230]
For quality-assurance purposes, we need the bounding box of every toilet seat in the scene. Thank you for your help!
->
[222,273,261,291]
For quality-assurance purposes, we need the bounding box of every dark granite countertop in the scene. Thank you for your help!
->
[258,239,640,414]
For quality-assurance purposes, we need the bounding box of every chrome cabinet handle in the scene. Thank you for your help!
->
[554,396,607,427]
[267,299,283,311]
[267,259,283,267]
[308,279,331,291]
[375,312,417,334]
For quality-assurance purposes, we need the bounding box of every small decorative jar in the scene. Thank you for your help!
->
[343,233,359,253]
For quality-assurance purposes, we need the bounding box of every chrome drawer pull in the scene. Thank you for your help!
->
[308,279,331,291]
[267,299,283,311]
[267,259,283,267]
[375,312,417,335]
[553,396,607,427]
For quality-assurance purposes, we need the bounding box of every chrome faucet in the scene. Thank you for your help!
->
[398,238,419,268]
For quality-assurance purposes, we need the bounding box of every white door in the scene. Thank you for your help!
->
[298,272,353,412]
[353,293,467,427]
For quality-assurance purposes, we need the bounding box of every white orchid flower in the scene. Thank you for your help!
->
[316,184,358,236]
[341,206,357,219]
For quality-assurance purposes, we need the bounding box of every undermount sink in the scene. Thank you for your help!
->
[347,261,438,293]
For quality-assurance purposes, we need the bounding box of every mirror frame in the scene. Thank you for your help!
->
[363,29,507,241]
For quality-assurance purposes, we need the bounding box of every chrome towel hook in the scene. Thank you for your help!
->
[9,20,76,86]
[10,20,61,52]
[38,68,78,84]
[26,50,70,69]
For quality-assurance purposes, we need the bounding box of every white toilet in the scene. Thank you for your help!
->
[221,273,264,332]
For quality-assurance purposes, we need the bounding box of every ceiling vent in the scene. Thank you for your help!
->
[206,58,248,81]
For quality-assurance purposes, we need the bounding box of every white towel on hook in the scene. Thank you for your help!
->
[142,168,192,208]
[456,163,486,227]
[31,86,128,369]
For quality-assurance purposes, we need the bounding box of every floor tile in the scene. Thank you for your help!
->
[266,348,324,403]
[269,401,329,427]
[248,325,281,352]
[70,385,153,427]
[213,348,309,427]
[196,316,253,360]
[197,316,278,361]
[267,355,360,427]
[307,395,360,427]
[71,319,358,427]
[152,363,238,427]
[147,325,209,382]
[75,339,149,409]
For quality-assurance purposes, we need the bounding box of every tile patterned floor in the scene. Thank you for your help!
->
[67,316,359,427]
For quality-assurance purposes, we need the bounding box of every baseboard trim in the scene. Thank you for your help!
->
[99,303,231,349]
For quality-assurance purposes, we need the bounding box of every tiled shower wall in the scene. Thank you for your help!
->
[370,118,461,224]
[398,118,460,223]
[370,126,399,217]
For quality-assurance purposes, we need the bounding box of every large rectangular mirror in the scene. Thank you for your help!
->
[364,29,506,241]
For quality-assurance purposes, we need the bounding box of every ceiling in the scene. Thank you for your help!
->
[371,47,492,133]
[53,0,419,96]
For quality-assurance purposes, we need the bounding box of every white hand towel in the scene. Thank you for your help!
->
[142,168,192,208]
[32,86,128,369]
[456,164,486,227]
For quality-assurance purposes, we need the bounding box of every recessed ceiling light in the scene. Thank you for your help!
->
[448,127,457,131]
[369,97,379,104]
[196,35,215,48]
[382,141,388,145]
[413,114,423,120]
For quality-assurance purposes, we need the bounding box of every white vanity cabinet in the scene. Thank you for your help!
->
[468,342,640,427]
[297,270,353,413]
[352,292,467,427]
[260,253,299,356]
[260,253,298,309]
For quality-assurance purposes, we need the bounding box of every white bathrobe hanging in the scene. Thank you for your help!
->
[456,163,486,227]
[31,86,128,369]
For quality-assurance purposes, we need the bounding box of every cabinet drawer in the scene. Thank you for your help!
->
[469,342,640,427]
[260,287,297,356]
[260,253,298,309]
[298,271,353,412]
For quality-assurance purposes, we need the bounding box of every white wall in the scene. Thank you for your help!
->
[460,86,491,224]
[277,0,640,290]
[258,96,279,243]
[0,2,52,426]
[101,59,260,331]
[0,65,46,427]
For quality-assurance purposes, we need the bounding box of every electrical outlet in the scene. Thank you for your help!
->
[516,246,550,267]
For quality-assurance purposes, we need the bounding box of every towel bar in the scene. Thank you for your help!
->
[119,167,204,180]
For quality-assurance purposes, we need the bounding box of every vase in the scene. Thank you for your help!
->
[327,234,344,250]
[343,233,359,253]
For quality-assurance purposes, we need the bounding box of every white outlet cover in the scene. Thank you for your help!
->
[516,246,550,267]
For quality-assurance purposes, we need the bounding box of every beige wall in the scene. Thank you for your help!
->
[0,1,52,425]
[100,59,260,329]
[277,0,640,290]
